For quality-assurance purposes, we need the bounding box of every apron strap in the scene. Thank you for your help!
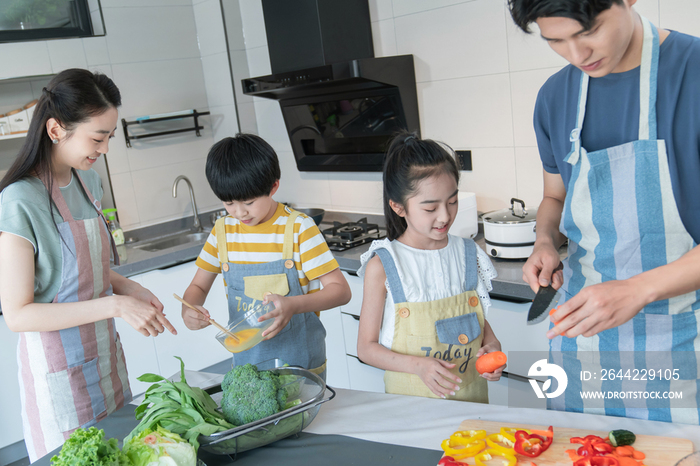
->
[373,248,407,304]
[215,217,228,266]
[73,170,120,266]
[462,238,478,290]
[282,209,301,260]
[565,71,589,166]
[639,16,659,141]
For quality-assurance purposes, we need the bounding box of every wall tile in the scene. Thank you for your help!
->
[110,172,141,229]
[194,0,228,57]
[510,67,562,148]
[48,39,88,73]
[253,99,291,152]
[228,49,253,104]
[209,104,240,142]
[104,120,132,175]
[514,146,544,209]
[246,45,271,78]
[327,173,384,214]
[239,0,267,49]
[369,0,394,21]
[274,150,332,208]
[371,19,398,57]
[236,101,258,134]
[102,6,200,64]
[417,73,513,149]
[635,1,660,27]
[460,147,517,212]
[83,37,111,66]
[660,0,700,35]
[125,130,216,173]
[505,17,567,72]
[222,0,245,51]
[201,52,235,108]
[391,0,469,18]
[0,42,51,79]
[394,0,509,82]
[111,58,208,121]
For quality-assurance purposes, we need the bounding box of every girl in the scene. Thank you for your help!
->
[357,132,504,401]
[0,68,176,462]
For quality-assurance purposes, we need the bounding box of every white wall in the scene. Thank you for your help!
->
[234,0,700,214]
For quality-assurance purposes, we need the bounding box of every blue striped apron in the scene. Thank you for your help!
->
[549,17,700,423]
[215,208,326,380]
[18,171,130,462]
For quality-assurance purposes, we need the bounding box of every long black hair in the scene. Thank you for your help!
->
[508,0,624,33]
[0,68,121,196]
[383,131,460,240]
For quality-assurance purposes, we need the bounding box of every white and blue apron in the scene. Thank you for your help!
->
[214,208,326,380]
[550,17,700,423]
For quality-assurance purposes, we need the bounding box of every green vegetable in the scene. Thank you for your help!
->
[50,426,129,466]
[220,363,299,426]
[608,429,636,447]
[125,356,234,450]
[123,425,196,466]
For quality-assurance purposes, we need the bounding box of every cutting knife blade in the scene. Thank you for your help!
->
[526,285,561,325]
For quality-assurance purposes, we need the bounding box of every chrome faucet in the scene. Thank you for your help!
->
[172,175,202,232]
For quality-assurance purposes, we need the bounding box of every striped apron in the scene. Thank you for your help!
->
[372,238,488,402]
[549,17,700,423]
[18,171,130,462]
[215,208,327,379]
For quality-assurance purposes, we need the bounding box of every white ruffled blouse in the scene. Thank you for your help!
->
[357,235,497,349]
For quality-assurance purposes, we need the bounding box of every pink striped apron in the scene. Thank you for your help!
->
[17,171,131,462]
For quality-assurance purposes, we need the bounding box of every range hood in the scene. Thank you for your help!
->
[242,0,420,172]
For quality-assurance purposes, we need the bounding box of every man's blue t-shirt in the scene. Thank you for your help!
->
[534,30,700,244]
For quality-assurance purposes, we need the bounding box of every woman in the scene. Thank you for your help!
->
[0,69,176,462]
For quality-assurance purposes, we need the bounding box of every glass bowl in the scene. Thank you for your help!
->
[215,302,275,353]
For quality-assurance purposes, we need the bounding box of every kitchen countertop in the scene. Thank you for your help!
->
[31,365,700,465]
[112,209,541,302]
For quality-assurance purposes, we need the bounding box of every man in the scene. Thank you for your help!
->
[509,0,700,422]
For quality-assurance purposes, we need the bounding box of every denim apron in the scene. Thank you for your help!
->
[550,17,700,423]
[18,171,130,462]
[214,207,326,380]
[372,238,488,402]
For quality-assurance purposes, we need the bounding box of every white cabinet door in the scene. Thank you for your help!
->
[0,317,23,449]
[318,306,349,389]
[486,298,551,377]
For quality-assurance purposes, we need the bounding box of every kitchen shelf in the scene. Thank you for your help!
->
[0,132,27,141]
[121,109,210,148]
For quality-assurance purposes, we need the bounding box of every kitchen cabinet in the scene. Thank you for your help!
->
[318,305,350,389]
[0,317,23,450]
[116,261,231,396]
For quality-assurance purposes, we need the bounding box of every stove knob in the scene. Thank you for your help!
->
[490,248,498,257]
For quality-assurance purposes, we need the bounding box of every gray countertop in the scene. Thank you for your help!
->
[112,209,540,302]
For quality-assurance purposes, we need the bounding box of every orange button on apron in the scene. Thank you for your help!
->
[458,334,470,344]
[222,263,229,272]
[285,259,294,269]
[399,307,410,318]
[469,296,479,307]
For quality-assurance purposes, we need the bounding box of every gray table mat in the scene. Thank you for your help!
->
[34,403,443,466]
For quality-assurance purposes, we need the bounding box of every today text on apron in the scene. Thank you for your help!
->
[18,170,130,462]
[215,207,327,377]
[549,17,700,423]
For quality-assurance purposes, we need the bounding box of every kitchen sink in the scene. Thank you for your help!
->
[133,231,209,252]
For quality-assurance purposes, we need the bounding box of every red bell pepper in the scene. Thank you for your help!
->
[573,457,620,466]
[438,456,461,466]
[513,426,553,458]
[571,434,613,458]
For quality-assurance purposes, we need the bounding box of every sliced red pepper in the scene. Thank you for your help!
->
[513,426,553,458]
[573,457,620,466]
[438,456,461,466]
[572,434,613,457]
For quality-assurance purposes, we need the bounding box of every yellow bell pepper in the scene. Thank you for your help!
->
[440,438,485,459]
[485,433,515,455]
[450,429,487,445]
[474,448,517,466]
[499,426,530,443]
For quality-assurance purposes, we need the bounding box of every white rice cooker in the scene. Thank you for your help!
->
[481,198,537,259]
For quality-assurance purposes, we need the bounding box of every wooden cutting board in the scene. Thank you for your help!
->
[438,419,693,466]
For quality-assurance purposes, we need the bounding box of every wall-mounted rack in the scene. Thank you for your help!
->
[121,109,210,148]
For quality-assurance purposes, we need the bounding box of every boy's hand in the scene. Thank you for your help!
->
[475,342,505,382]
[415,357,461,398]
[181,303,211,330]
[259,294,296,340]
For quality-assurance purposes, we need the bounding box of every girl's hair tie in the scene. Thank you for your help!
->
[403,134,416,143]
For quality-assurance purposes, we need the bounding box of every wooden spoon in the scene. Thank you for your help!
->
[173,293,239,342]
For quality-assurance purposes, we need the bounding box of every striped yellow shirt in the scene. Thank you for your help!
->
[195,203,338,294]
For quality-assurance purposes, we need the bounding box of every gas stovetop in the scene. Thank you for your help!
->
[321,217,386,252]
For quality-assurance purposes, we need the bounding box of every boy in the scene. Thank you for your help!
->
[508,0,700,422]
[181,134,351,379]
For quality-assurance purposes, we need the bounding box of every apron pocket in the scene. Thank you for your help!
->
[46,358,106,432]
[244,273,290,301]
[435,313,482,346]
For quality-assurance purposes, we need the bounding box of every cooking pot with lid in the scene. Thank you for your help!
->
[481,198,537,259]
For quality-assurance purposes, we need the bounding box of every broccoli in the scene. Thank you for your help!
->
[220,363,290,426]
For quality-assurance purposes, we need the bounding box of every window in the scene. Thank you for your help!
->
[0,0,103,43]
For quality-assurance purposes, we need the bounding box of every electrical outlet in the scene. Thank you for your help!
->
[455,150,472,171]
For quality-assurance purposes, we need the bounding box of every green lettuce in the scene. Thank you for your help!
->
[50,426,129,466]
[123,425,196,466]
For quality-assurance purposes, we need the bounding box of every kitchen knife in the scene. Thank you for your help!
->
[526,285,562,325]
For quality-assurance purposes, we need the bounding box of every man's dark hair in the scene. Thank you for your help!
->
[205,133,281,202]
[508,0,625,33]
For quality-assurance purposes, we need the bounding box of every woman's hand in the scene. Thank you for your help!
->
[112,294,176,337]
[259,294,296,339]
[414,357,461,398]
[548,279,647,339]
